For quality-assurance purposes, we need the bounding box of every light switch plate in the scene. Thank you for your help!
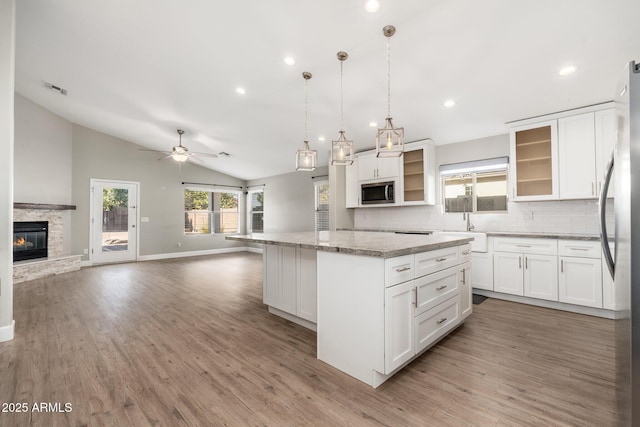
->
[141,217,150,223]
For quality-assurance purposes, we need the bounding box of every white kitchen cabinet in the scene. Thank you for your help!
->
[401,140,436,205]
[558,113,597,199]
[509,120,559,201]
[384,280,415,373]
[493,251,524,295]
[460,261,472,319]
[492,237,558,301]
[558,240,603,308]
[595,109,616,198]
[263,245,317,324]
[415,295,459,354]
[357,152,400,182]
[345,159,359,208]
[471,252,493,290]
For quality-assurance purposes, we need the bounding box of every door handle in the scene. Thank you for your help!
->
[132,224,136,228]
[599,151,615,278]
[519,256,522,269]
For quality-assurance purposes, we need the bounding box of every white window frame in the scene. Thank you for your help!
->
[246,189,264,233]
[184,187,243,235]
[314,180,329,232]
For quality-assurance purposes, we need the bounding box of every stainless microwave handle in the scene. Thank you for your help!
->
[385,184,391,201]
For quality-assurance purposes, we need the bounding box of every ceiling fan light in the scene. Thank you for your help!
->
[296,141,317,171]
[172,152,189,162]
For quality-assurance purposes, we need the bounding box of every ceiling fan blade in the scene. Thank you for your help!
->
[140,148,169,153]
[187,154,204,164]
[190,152,218,158]
[157,154,174,161]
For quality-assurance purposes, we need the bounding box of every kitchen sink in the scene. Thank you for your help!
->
[431,231,488,252]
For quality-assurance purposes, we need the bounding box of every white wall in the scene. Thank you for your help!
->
[14,94,72,204]
[247,166,328,233]
[71,125,247,260]
[354,134,614,235]
[0,0,15,342]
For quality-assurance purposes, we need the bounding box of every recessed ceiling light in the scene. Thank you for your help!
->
[559,65,577,76]
[369,121,378,127]
[235,87,246,95]
[444,99,456,108]
[318,136,326,142]
[364,0,381,13]
[284,56,296,66]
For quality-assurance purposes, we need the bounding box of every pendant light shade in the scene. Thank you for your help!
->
[331,51,354,166]
[296,72,317,171]
[376,25,404,158]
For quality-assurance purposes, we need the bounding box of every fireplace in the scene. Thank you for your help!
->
[13,221,48,262]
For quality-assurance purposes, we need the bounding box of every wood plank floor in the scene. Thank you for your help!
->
[0,252,616,426]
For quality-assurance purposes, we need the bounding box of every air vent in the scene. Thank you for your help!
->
[42,81,68,96]
[218,152,231,157]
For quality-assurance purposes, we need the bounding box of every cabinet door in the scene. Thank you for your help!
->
[559,256,603,308]
[493,252,524,295]
[296,248,317,322]
[402,141,436,205]
[384,280,415,374]
[415,296,460,354]
[377,156,400,180]
[460,262,472,320]
[263,245,280,305]
[510,120,558,201]
[415,266,459,316]
[345,159,359,207]
[357,154,378,181]
[471,252,493,291]
[523,254,558,301]
[277,246,298,314]
[558,113,597,199]
[595,109,616,198]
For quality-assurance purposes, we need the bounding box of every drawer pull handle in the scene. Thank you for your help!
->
[568,247,589,251]
[516,245,531,248]
[436,317,447,325]
[436,285,447,291]
[436,257,447,262]
[462,250,470,255]
[395,266,411,272]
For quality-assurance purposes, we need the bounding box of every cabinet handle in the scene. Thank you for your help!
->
[413,288,418,307]
[436,317,447,325]
[461,269,466,285]
[568,247,589,251]
[561,259,564,273]
[519,256,522,269]
[395,266,411,272]
[516,245,531,248]
[462,250,471,255]
[436,257,447,262]
[592,182,595,196]
[525,257,528,269]
[436,285,447,291]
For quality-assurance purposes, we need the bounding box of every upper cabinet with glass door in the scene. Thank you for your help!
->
[509,120,559,201]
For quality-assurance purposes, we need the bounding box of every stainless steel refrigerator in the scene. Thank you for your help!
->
[599,60,640,426]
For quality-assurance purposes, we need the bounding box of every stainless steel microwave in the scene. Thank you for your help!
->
[361,181,395,205]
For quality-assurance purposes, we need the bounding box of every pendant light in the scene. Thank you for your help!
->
[331,51,354,166]
[296,71,317,171]
[376,25,404,158]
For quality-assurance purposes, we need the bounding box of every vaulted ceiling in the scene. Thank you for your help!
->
[14,0,640,180]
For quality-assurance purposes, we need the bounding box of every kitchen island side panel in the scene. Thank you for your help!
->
[317,251,385,386]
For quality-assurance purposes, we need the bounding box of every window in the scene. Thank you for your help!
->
[184,189,239,234]
[314,181,329,231]
[248,190,264,233]
[440,157,508,213]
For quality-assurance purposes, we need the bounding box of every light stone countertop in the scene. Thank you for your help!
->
[343,228,601,241]
[226,231,473,258]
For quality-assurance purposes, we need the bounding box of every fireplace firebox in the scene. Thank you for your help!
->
[13,221,48,262]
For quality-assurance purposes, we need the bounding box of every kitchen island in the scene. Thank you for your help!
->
[226,231,473,387]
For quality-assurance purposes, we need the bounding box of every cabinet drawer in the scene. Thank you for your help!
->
[415,266,459,316]
[558,240,601,258]
[385,254,415,286]
[459,244,472,262]
[493,237,557,255]
[415,295,460,353]
[414,246,459,277]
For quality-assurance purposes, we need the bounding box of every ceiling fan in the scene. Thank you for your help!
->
[143,129,218,163]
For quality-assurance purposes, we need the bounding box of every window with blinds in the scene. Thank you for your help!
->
[184,189,239,234]
[314,181,329,231]
[248,190,264,233]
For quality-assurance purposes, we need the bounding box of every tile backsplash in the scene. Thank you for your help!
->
[354,198,615,236]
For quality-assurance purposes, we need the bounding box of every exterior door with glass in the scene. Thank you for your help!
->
[91,179,138,264]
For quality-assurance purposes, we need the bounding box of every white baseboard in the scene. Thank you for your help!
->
[246,247,263,254]
[80,260,91,268]
[0,320,15,342]
[138,246,255,262]
[473,289,618,319]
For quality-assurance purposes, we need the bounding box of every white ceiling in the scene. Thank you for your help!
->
[14,0,640,180]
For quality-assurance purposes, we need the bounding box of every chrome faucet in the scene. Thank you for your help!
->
[463,198,475,232]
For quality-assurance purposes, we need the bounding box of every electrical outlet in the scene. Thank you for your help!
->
[523,211,534,220]
[177,242,181,248]
[83,248,88,254]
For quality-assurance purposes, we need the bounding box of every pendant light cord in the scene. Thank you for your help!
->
[304,77,309,141]
[387,36,391,117]
[340,60,344,131]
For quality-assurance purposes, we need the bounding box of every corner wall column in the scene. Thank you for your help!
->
[0,0,16,342]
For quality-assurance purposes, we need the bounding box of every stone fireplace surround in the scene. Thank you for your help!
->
[13,203,81,284]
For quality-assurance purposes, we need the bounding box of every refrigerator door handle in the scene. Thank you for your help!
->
[599,151,615,278]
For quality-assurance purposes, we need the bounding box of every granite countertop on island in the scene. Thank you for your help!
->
[226,231,473,258]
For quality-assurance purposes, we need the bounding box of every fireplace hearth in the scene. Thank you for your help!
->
[13,221,48,262]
